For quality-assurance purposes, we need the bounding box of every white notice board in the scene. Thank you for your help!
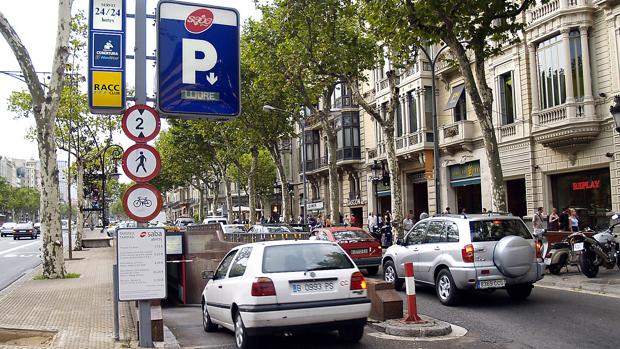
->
[117,228,166,301]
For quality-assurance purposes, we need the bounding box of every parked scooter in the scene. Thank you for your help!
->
[545,238,579,275]
[568,214,620,278]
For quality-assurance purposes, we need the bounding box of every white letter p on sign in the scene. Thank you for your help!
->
[182,39,217,84]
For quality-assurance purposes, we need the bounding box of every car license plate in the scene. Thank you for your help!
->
[544,258,551,265]
[350,248,368,255]
[291,281,335,294]
[573,242,584,252]
[477,279,506,289]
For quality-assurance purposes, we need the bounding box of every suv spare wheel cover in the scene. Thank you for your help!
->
[493,235,534,278]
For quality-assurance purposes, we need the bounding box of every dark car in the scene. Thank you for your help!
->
[13,222,37,240]
[313,227,382,275]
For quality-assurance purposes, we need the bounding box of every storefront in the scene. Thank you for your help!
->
[550,168,611,230]
[375,182,392,217]
[409,172,428,221]
[449,160,482,214]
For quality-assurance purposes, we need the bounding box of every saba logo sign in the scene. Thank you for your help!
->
[185,8,213,34]
[139,231,163,238]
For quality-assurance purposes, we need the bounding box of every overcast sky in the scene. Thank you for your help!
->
[0,0,260,163]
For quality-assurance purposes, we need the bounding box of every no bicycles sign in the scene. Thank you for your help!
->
[122,182,163,222]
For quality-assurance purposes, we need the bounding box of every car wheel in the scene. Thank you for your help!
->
[435,269,461,306]
[338,322,364,343]
[366,266,379,276]
[202,303,218,332]
[234,311,256,349]
[506,283,533,300]
[383,260,404,291]
[13,237,17,240]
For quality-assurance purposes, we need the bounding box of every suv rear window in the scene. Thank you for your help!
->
[262,243,354,273]
[469,219,532,242]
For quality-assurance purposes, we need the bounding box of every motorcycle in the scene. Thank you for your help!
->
[568,214,620,278]
[544,237,579,275]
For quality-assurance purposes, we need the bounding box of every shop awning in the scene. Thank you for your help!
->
[377,190,392,198]
[450,177,481,187]
[444,84,465,110]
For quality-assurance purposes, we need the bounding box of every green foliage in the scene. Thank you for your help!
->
[227,148,277,201]
[7,187,40,220]
[33,272,80,280]
[0,177,11,213]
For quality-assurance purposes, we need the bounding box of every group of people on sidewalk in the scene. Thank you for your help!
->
[532,206,580,232]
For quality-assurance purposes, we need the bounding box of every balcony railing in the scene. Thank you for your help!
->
[527,0,591,25]
[532,101,599,148]
[439,120,479,151]
[302,147,362,173]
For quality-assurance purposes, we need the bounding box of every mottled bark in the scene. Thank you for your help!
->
[0,0,73,278]
[248,146,259,224]
[348,72,403,238]
[268,143,290,223]
[223,176,234,223]
[321,115,340,223]
[211,180,220,215]
[198,188,204,222]
[73,160,84,251]
[442,35,507,211]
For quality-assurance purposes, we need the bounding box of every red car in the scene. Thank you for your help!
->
[313,227,382,275]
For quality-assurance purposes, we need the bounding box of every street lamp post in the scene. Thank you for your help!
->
[416,43,467,215]
[263,105,309,225]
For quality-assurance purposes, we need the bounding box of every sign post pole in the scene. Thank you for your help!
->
[134,0,152,347]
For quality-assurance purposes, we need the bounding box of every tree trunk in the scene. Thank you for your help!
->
[197,187,204,222]
[248,146,259,224]
[223,176,234,223]
[321,116,340,224]
[443,36,507,211]
[0,1,73,278]
[212,180,220,216]
[268,143,290,223]
[74,160,84,251]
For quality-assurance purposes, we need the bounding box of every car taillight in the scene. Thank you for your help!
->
[251,277,276,296]
[535,240,542,259]
[461,244,475,263]
[350,272,367,290]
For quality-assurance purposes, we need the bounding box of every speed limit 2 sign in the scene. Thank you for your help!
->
[122,104,161,143]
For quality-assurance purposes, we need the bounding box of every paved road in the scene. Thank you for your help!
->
[0,236,41,290]
[164,281,620,349]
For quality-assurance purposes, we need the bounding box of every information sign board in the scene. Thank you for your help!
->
[117,228,166,301]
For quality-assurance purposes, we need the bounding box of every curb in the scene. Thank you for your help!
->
[536,281,620,298]
[367,314,452,337]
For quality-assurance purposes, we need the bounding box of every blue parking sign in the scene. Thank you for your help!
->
[157,1,240,119]
[91,32,123,69]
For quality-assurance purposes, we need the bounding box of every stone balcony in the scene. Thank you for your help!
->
[531,101,600,148]
[439,120,480,153]
[395,130,435,156]
[497,121,528,144]
[526,0,595,36]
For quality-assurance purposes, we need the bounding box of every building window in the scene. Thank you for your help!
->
[498,71,515,125]
[569,30,584,100]
[453,85,467,122]
[396,100,403,137]
[424,86,433,128]
[337,112,360,160]
[407,91,417,132]
[537,35,566,109]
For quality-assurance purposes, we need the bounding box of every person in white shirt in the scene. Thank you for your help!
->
[402,213,414,232]
[368,213,377,233]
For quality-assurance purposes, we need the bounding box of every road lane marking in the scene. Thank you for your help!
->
[536,284,620,299]
[0,241,40,256]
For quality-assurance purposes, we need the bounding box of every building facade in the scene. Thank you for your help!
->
[289,0,620,230]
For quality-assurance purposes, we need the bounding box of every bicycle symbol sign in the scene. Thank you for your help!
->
[122,183,163,222]
[122,143,161,182]
[122,104,161,143]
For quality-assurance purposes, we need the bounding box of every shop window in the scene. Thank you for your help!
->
[498,71,515,125]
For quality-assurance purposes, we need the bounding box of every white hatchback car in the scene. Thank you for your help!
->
[201,240,371,349]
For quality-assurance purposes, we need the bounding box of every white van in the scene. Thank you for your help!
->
[202,216,228,225]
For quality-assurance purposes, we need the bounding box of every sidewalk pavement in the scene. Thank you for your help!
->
[0,245,137,348]
[537,266,620,297]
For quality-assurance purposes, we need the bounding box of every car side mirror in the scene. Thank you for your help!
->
[201,270,214,280]
[396,238,404,246]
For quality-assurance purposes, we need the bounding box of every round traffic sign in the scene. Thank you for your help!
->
[122,104,161,142]
[122,183,163,223]
[122,144,161,182]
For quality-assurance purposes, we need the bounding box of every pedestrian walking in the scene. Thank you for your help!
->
[368,212,376,232]
[343,214,350,227]
[350,213,358,227]
[402,213,414,232]
[444,207,451,214]
[569,208,579,232]
[532,207,545,230]
[548,208,560,231]
[325,215,332,227]
[381,214,392,247]
[559,207,570,231]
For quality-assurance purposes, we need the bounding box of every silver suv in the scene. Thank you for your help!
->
[382,214,544,306]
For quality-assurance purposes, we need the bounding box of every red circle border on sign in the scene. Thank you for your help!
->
[122,143,161,183]
[122,104,161,143]
[122,183,163,223]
